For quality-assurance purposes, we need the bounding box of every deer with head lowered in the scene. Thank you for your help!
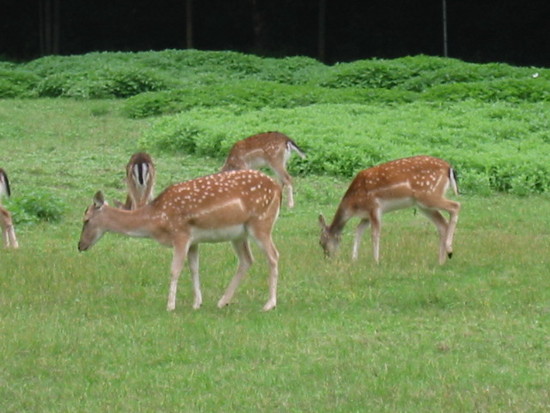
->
[318,156,460,265]
[221,131,306,208]
[0,168,18,248]
[118,152,156,210]
[78,169,282,311]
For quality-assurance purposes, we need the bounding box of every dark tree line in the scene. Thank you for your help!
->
[2,0,550,67]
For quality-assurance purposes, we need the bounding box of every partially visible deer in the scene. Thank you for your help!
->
[120,152,156,210]
[318,156,460,265]
[78,169,282,311]
[221,131,306,208]
[0,168,18,248]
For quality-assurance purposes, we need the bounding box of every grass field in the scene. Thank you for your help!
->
[1,95,550,410]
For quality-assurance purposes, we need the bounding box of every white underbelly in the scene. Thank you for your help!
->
[190,224,246,243]
[247,157,268,169]
[379,197,415,213]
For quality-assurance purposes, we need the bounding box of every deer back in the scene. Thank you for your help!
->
[151,169,282,228]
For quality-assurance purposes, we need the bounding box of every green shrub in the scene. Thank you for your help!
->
[4,190,65,225]
[0,69,39,98]
[122,80,418,118]
[6,50,549,103]
[139,102,550,194]
[317,55,545,93]
[320,59,413,89]
[105,68,167,98]
[35,67,166,99]
[423,78,550,102]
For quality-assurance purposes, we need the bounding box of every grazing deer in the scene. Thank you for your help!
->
[221,131,306,208]
[78,170,282,311]
[318,156,460,265]
[0,168,18,248]
[120,152,156,210]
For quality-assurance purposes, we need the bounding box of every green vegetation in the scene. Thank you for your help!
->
[4,49,549,195]
[0,51,549,411]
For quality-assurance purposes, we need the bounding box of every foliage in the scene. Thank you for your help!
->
[3,50,548,104]
[0,69,39,98]
[2,50,550,195]
[4,190,64,225]
[422,78,550,102]
[140,101,550,194]
[122,80,417,118]
[35,68,167,99]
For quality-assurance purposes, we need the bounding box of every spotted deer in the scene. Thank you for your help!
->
[221,131,306,208]
[318,156,460,264]
[120,152,156,210]
[0,168,18,248]
[78,169,282,311]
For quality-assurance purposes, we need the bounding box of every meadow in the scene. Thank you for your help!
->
[1,51,550,411]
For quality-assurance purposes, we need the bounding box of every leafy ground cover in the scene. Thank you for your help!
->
[4,50,549,195]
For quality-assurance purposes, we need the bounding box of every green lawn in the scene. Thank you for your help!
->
[0,99,549,412]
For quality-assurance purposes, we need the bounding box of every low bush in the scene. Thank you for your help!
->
[139,102,550,194]
[5,190,65,225]
[422,78,550,102]
[35,68,167,99]
[122,80,417,118]
[318,55,541,92]
[5,50,549,103]
[0,69,39,98]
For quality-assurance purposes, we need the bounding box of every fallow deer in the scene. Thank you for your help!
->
[0,168,18,248]
[221,131,306,208]
[318,156,460,265]
[120,152,156,210]
[78,169,282,311]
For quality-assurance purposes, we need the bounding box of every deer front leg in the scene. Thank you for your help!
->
[352,219,369,261]
[369,210,382,264]
[167,240,189,311]
[187,244,202,309]
[0,209,17,248]
[6,225,18,248]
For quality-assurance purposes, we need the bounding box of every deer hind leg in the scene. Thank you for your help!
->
[419,197,461,263]
[443,200,461,257]
[271,164,294,208]
[217,239,254,309]
[167,239,190,311]
[419,208,450,264]
[248,226,279,311]
[352,219,370,261]
[187,244,202,309]
[260,236,279,311]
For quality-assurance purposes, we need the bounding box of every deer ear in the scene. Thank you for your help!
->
[318,213,327,229]
[93,191,105,208]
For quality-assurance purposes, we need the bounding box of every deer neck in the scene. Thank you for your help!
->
[221,157,247,171]
[328,205,350,236]
[101,205,155,238]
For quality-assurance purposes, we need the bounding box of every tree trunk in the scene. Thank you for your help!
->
[39,0,60,55]
[186,0,193,49]
[318,0,327,62]
[250,0,267,51]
